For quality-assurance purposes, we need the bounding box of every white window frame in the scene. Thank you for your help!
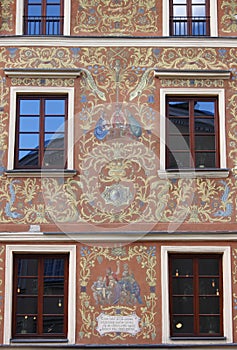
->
[16,0,71,35]
[159,88,227,177]
[7,86,74,171]
[4,244,76,345]
[161,246,233,344]
[162,0,218,37]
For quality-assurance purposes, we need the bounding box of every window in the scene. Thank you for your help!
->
[166,96,219,170]
[16,0,70,35]
[161,246,232,344]
[169,254,223,338]
[23,0,64,35]
[12,254,68,339]
[169,0,210,36]
[15,95,68,169]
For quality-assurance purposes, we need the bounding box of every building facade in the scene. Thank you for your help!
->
[0,0,237,349]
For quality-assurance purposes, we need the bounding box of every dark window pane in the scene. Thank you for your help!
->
[169,118,190,134]
[43,150,65,167]
[199,277,220,295]
[172,258,193,276]
[44,278,64,294]
[199,258,220,275]
[20,100,40,115]
[172,277,193,295]
[43,297,64,314]
[195,152,216,168]
[43,316,64,334]
[44,258,65,276]
[168,101,189,116]
[194,119,214,133]
[18,150,39,166]
[199,316,220,334]
[18,259,38,276]
[17,297,38,313]
[16,316,37,334]
[195,135,215,150]
[19,117,40,132]
[172,296,194,313]
[168,135,190,150]
[17,278,38,294]
[172,316,194,335]
[194,118,215,133]
[199,296,220,314]
[168,151,191,169]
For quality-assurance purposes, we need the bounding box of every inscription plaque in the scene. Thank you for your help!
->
[96,313,140,336]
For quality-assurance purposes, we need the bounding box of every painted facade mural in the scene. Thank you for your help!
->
[0,47,236,226]
[221,0,237,34]
[1,0,237,346]
[0,0,14,33]
[73,0,159,35]
[78,244,157,343]
[1,0,237,36]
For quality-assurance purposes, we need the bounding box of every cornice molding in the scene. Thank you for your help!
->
[4,68,81,78]
[0,232,237,242]
[0,36,237,47]
[154,69,231,79]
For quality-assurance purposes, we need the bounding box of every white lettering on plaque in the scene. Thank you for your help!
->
[96,313,140,336]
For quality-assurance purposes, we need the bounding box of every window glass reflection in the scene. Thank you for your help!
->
[45,117,65,132]
[19,117,40,132]
[194,101,214,116]
[173,5,187,16]
[28,5,42,16]
[19,134,39,149]
[20,100,40,115]
[45,100,65,115]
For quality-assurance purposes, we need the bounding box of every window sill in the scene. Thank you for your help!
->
[11,338,68,343]
[4,169,77,178]
[158,168,230,179]
[170,336,226,341]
